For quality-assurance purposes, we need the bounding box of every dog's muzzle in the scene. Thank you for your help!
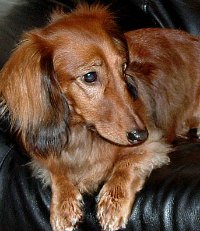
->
[126,128,148,144]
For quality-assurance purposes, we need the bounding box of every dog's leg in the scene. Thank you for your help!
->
[97,160,145,231]
[97,132,171,231]
[50,173,83,231]
[36,158,83,231]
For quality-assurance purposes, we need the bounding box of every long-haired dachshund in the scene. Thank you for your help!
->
[0,4,171,231]
[125,28,200,142]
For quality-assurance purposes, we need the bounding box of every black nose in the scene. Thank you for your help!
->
[127,129,148,144]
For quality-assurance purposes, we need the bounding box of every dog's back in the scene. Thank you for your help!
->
[125,28,200,140]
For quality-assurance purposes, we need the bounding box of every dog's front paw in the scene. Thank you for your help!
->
[97,184,133,231]
[50,192,83,231]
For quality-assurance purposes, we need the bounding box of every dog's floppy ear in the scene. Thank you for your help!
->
[0,31,69,157]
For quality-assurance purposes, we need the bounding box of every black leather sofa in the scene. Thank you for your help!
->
[0,1,200,230]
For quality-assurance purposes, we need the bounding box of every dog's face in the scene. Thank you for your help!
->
[0,5,147,156]
[48,9,147,145]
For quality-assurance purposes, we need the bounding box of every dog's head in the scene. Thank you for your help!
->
[0,4,147,157]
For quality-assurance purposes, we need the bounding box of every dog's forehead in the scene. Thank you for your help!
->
[44,13,127,70]
[47,21,114,45]
[51,25,126,60]
[43,12,126,52]
[53,39,124,73]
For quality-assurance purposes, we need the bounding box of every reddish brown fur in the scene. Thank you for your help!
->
[0,5,171,231]
[125,28,200,141]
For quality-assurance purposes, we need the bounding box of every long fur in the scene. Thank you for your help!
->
[0,5,172,231]
[125,28,200,141]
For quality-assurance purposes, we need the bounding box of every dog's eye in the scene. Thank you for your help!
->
[83,72,97,83]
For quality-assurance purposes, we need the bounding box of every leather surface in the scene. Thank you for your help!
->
[143,0,200,34]
[1,132,200,231]
[0,0,72,68]
[0,0,200,230]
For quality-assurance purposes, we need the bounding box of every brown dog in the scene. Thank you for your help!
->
[0,5,171,231]
[125,28,200,142]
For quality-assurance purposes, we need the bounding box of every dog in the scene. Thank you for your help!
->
[125,28,200,142]
[0,4,171,231]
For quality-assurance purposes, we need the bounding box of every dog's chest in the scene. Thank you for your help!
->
[62,131,116,193]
